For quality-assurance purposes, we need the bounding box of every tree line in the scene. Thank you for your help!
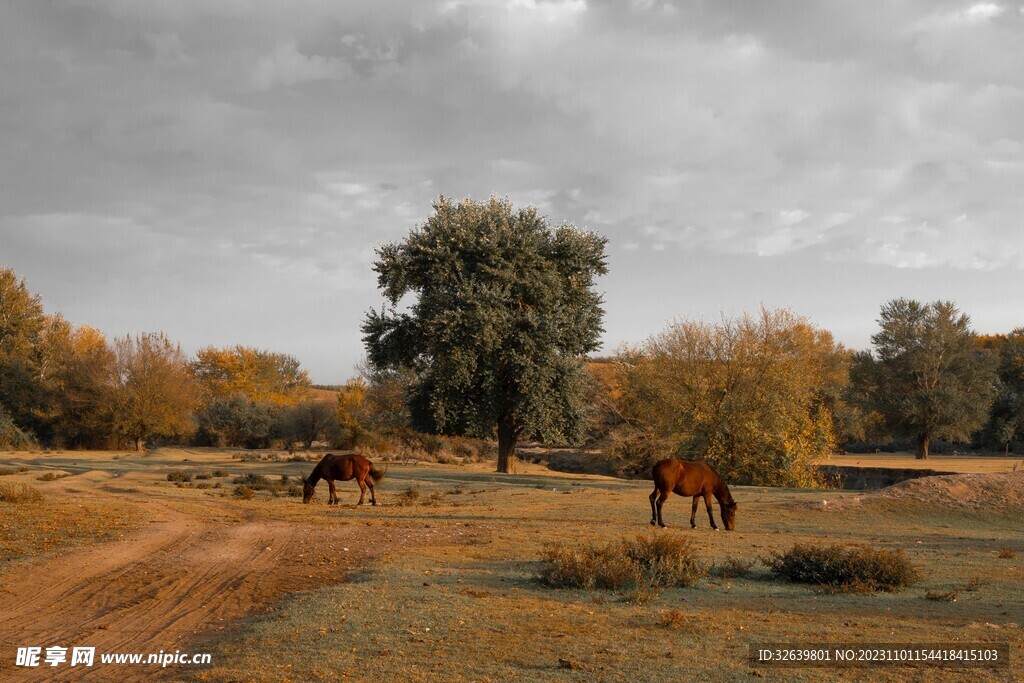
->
[353,198,1020,484]
[3,197,1022,487]
[0,268,336,451]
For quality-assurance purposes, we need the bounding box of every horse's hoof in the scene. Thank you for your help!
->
[711,527,719,531]
[650,520,656,526]
[658,524,668,529]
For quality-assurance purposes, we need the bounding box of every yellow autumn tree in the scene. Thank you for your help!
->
[615,308,849,487]
[191,345,311,406]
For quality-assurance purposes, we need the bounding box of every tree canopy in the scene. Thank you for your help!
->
[615,308,848,487]
[191,345,311,406]
[362,196,608,472]
[852,299,998,458]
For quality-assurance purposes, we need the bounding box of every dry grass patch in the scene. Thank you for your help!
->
[765,543,919,593]
[710,556,756,579]
[0,497,142,563]
[996,547,1015,559]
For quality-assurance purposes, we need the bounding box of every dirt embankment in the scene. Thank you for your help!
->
[820,470,1024,512]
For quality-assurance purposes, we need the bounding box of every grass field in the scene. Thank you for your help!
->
[1,448,1021,682]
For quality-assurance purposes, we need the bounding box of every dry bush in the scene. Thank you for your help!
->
[924,588,959,602]
[422,491,445,506]
[166,471,192,483]
[764,543,919,593]
[0,482,44,504]
[996,548,1015,559]
[710,556,757,579]
[194,471,213,480]
[656,609,688,629]
[396,487,421,507]
[622,534,708,588]
[539,534,706,591]
[37,472,70,481]
[233,485,255,499]
[539,542,641,590]
[212,469,230,478]
[229,473,299,497]
[0,467,29,476]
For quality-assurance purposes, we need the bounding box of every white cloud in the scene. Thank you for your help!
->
[251,42,351,90]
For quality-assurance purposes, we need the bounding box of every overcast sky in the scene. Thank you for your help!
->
[2,0,1022,381]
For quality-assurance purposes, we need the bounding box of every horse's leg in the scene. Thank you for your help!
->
[328,480,338,505]
[704,491,718,530]
[357,476,366,505]
[656,491,670,528]
[367,477,377,506]
[690,496,700,529]
[649,488,659,526]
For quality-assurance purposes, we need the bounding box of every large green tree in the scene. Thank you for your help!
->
[362,196,608,473]
[853,299,997,458]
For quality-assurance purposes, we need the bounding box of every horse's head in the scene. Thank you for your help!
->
[302,476,315,504]
[721,501,738,531]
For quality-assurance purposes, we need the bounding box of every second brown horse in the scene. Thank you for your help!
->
[302,453,385,505]
[649,458,737,530]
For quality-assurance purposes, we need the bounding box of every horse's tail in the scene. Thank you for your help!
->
[369,463,387,483]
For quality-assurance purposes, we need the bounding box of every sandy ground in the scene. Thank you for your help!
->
[0,450,462,682]
[1,448,1021,682]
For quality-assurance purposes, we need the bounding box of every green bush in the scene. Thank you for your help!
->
[765,543,919,593]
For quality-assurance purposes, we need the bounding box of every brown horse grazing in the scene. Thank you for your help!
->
[302,453,385,506]
[649,459,737,530]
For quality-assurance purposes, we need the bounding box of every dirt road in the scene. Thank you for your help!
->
[0,473,447,682]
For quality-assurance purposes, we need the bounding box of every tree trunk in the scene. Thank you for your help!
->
[496,419,518,474]
[915,433,929,459]
[134,436,143,452]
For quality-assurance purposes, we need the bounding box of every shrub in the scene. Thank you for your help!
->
[622,534,707,587]
[167,471,192,483]
[37,472,70,481]
[233,473,268,487]
[924,588,959,602]
[0,482,44,503]
[539,534,706,591]
[194,472,213,480]
[212,470,230,478]
[233,485,255,499]
[764,543,919,593]
[540,542,641,590]
[396,487,421,506]
[656,609,688,629]
[996,548,1015,559]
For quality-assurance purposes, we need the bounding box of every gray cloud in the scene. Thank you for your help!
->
[1,0,1021,379]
